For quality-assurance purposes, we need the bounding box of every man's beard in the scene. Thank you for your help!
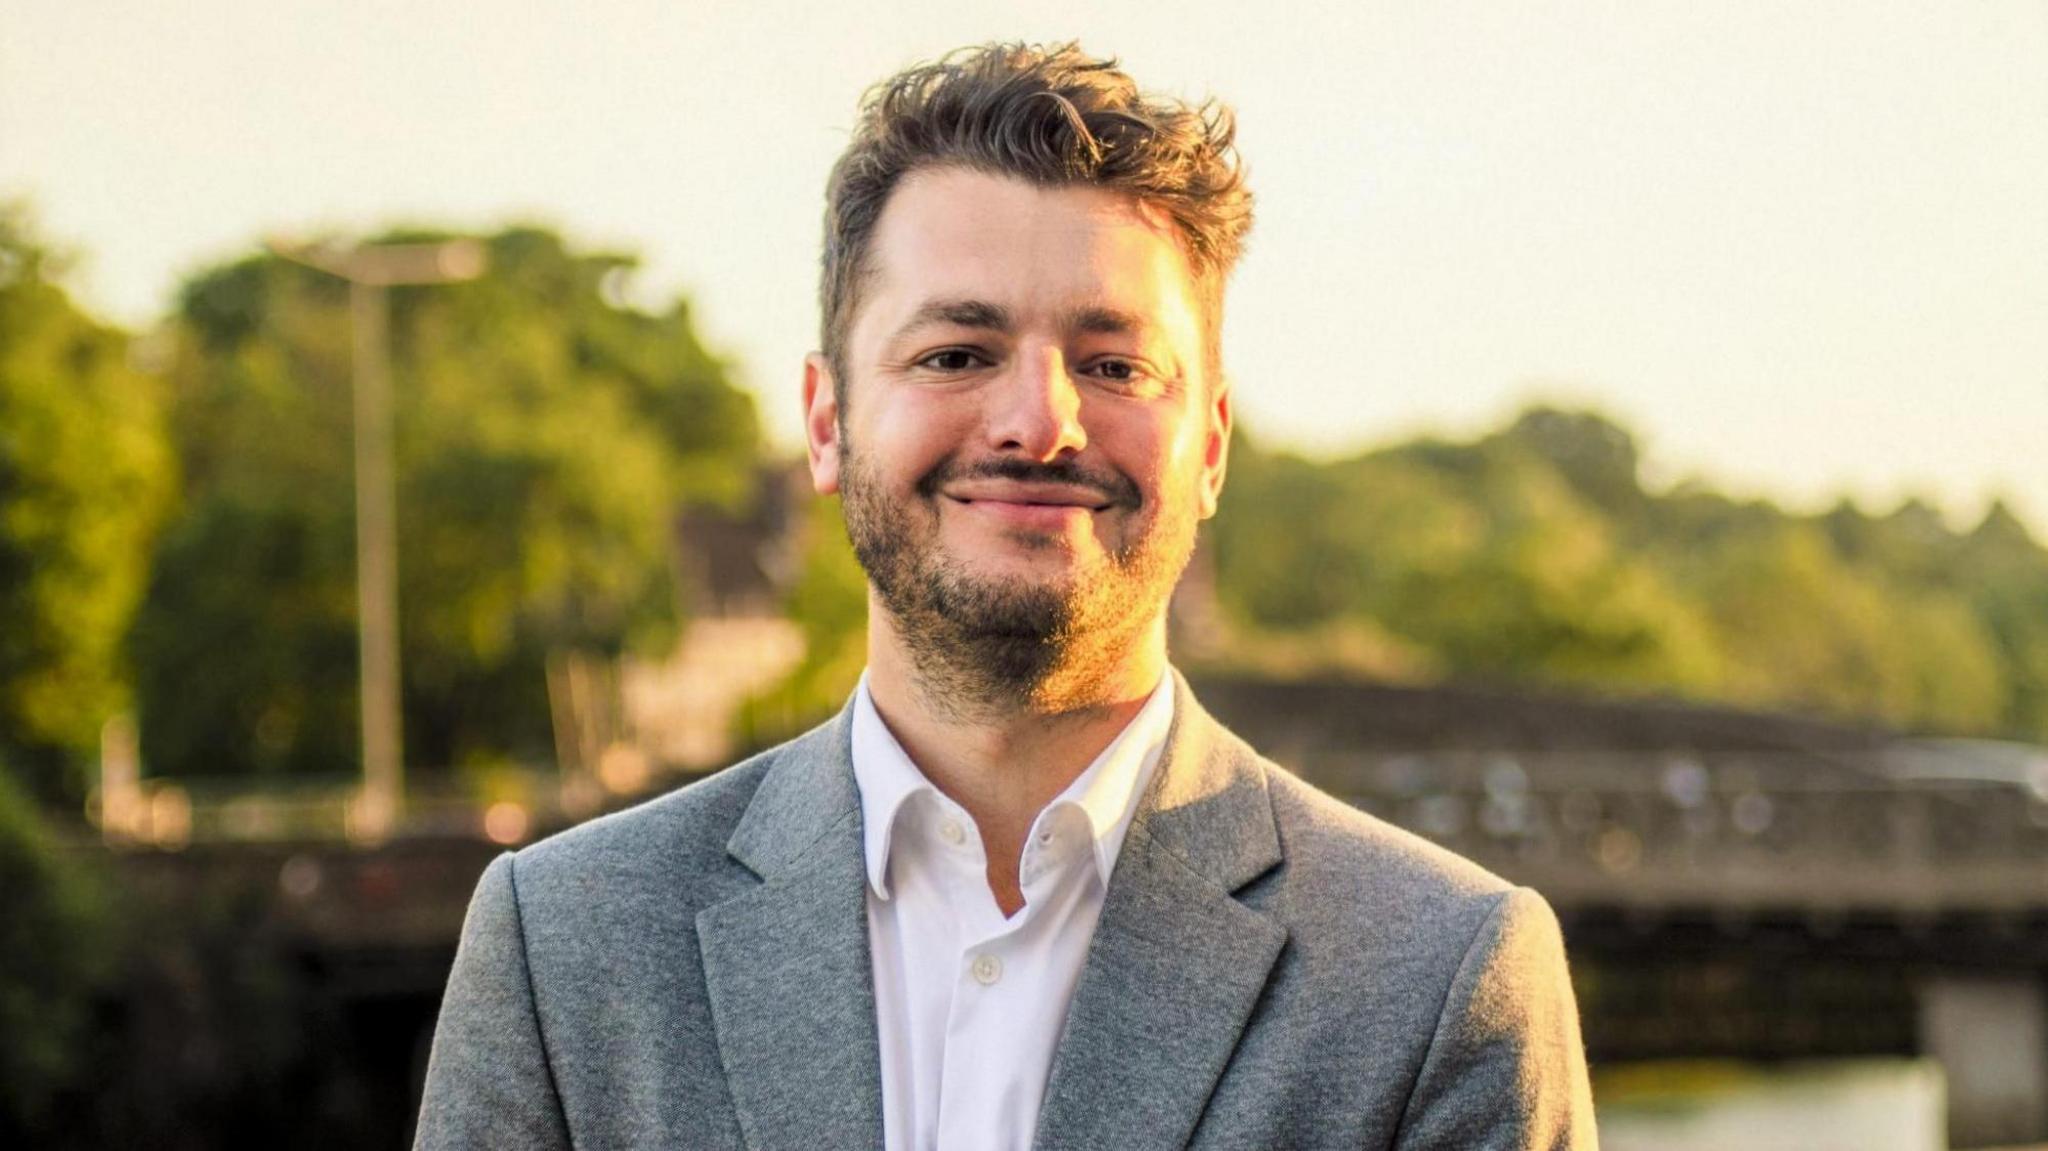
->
[838,439,1197,717]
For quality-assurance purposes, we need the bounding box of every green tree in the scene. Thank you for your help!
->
[1372,433,1721,694]
[0,205,174,797]
[1674,517,2003,732]
[1955,500,2048,739]
[1213,423,1720,696]
[1494,405,1647,525]
[1207,402,2030,738]
[132,227,759,778]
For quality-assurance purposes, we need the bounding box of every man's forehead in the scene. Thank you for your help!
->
[856,169,1200,335]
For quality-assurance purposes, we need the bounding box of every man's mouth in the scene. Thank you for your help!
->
[941,481,1115,512]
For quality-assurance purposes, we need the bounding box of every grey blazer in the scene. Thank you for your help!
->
[415,672,1597,1149]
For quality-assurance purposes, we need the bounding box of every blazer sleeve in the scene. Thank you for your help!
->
[1392,886,1597,1150]
[413,853,573,1151]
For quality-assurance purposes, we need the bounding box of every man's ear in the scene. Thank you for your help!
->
[803,353,842,495]
[1198,374,1232,520]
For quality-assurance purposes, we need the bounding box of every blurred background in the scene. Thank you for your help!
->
[3,2,2045,1147]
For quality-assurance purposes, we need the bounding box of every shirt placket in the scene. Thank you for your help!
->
[933,805,1067,1149]
[934,805,1100,1151]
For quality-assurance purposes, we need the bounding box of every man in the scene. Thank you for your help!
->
[416,42,1596,1150]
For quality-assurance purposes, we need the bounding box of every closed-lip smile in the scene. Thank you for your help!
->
[942,480,1114,511]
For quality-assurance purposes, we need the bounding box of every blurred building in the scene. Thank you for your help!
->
[551,466,810,811]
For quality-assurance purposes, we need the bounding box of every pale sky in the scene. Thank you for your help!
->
[6,0,2044,535]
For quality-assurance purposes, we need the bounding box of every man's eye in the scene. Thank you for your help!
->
[1086,359,1145,385]
[918,349,985,372]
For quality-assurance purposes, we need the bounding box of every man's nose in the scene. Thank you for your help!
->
[985,345,1087,461]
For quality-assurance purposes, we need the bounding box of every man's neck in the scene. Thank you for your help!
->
[864,603,1168,915]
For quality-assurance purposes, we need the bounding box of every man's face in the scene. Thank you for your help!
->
[803,167,1231,700]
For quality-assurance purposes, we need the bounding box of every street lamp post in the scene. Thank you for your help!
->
[267,238,487,840]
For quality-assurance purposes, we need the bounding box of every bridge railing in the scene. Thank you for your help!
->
[1295,744,2048,913]
[84,765,664,850]
[89,735,2048,915]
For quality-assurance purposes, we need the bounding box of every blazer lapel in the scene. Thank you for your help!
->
[1032,673,1289,1151]
[696,707,885,1151]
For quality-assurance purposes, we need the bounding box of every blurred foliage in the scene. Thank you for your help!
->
[1212,421,1724,697]
[0,764,112,1140]
[0,205,174,797]
[130,227,759,778]
[1207,407,2048,740]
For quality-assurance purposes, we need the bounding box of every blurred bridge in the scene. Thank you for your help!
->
[1203,676,2048,919]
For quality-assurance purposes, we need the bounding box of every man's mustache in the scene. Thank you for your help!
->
[915,456,1140,510]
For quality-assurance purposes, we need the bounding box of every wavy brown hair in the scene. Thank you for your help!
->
[819,42,1254,393]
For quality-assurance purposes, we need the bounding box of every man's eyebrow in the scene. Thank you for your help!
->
[891,298,1012,343]
[1065,304,1150,337]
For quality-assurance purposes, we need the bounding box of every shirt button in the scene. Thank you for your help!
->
[970,953,1003,986]
[939,818,966,846]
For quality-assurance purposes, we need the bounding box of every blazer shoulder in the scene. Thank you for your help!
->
[1258,759,1521,930]
[503,739,787,913]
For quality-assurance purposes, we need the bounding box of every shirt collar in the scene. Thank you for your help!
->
[849,670,1176,899]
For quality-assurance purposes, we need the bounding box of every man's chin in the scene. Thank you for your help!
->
[926,567,1076,633]
[948,557,1147,626]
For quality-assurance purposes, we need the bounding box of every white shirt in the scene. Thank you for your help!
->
[850,672,1175,1151]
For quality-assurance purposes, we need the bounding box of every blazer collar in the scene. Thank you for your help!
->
[1129,667,1285,893]
[698,695,882,1151]
[1032,669,1290,1151]
[722,693,862,881]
